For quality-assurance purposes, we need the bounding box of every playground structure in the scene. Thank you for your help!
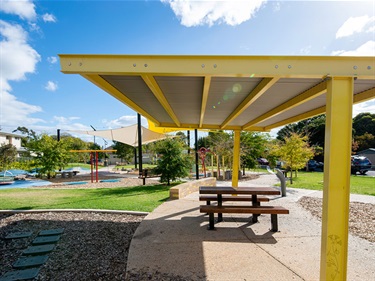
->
[70,150,116,183]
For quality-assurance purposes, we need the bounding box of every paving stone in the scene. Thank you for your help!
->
[22,244,55,255]
[13,255,48,269]
[4,232,32,240]
[38,228,64,236]
[0,268,40,281]
[32,235,60,245]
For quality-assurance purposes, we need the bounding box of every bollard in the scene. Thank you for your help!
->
[275,168,287,197]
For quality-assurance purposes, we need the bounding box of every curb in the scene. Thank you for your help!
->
[0,209,149,216]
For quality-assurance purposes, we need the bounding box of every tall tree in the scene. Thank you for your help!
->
[353,112,375,136]
[240,131,269,169]
[112,141,134,163]
[26,134,72,178]
[153,138,192,185]
[269,133,314,183]
[0,144,17,171]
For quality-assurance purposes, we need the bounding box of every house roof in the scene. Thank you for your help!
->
[59,55,375,132]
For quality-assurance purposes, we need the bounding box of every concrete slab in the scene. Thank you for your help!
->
[13,255,48,269]
[126,174,375,281]
[32,235,60,245]
[4,232,32,240]
[22,244,55,255]
[38,228,64,236]
[0,268,40,281]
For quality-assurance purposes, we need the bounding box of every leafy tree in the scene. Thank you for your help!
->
[112,141,134,163]
[353,112,375,136]
[26,134,72,178]
[153,138,192,185]
[269,133,314,183]
[240,131,269,169]
[0,144,17,171]
[354,132,375,152]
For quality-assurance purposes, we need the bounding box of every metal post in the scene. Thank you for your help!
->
[137,113,143,176]
[195,129,199,180]
[187,130,190,154]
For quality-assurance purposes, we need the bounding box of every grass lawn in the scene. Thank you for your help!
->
[0,184,172,212]
[286,171,375,196]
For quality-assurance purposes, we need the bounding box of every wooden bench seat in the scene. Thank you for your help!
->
[200,205,289,232]
[199,195,269,204]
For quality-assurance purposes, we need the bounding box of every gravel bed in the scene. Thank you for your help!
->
[298,196,375,243]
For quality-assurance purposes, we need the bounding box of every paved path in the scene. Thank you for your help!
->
[126,173,375,280]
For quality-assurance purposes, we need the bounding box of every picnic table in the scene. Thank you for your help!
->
[199,186,289,231]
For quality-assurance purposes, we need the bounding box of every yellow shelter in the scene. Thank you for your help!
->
[60,54,375,280]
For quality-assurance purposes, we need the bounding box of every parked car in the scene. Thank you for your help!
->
[351,156,372,175]
[257,158,269,165]
[306,160,324,171]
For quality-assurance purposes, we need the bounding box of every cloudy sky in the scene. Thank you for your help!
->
[0,0,374,145]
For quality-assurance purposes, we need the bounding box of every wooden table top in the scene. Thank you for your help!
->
[199,186,280,195]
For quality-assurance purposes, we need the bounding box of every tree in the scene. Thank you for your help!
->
[240,132,269,169]
[26,134,72,178]
[153,138,192,185]
[353,112,375,136]
[112,141,134,163]
[269,133,314,183]
[0,144,17,171]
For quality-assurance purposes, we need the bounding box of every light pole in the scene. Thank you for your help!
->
[90,125,96,145]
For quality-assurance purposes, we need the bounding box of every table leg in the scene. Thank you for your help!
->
[252,195,259,223]
[217,194,223,222]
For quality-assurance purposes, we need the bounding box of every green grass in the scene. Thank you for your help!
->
[0,184,172,212]
[285,171,375,196]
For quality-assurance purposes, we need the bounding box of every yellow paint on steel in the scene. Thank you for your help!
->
[265,86,375,131]
[231,130,241,188]
[82,74,160,126]
[243,80,327,130]
[353,87,375,103]
[70,150,117,152]
[221,77,279,129]
[157,122,268,132]
[141,74,181,127]
[59,54,375,79]
[200,76,212,128]
[320,77,353,281]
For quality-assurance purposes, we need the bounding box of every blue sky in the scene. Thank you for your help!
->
[1,0,374,147]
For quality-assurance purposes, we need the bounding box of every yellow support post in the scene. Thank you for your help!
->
[232,130,241,188]
[320,77,353,281]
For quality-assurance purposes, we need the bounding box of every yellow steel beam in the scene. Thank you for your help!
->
[232,130,241,188]
[265,87,375,131]
[82,74,160,126]
[320,77,353,281]
[221,77,279,129]
[353,87,375,103]
[199,76,212,128]
[243,80,327,130]
[59,54,375,79]
[157,122,268,132]
[141,74,181,127]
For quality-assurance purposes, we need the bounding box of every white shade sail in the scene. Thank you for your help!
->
[70,124,169,147]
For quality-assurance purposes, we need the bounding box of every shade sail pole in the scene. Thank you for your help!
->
[232,130,240,188]
[138,113,143,176]
[320,77,353,281]
[195,129,199,180]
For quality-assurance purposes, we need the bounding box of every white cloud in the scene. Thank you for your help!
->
[332,40,375,56]
[0,90,44,129]
[45,81,58,91]
[47,56,58,64]
[336,15,375,39]
[102,115,149,128]
[0,0,37,21]
[42,13,56,23]
[161,0,266,27]
[353,100,375,117]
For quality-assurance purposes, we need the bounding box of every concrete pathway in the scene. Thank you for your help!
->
[126,174,375,280]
